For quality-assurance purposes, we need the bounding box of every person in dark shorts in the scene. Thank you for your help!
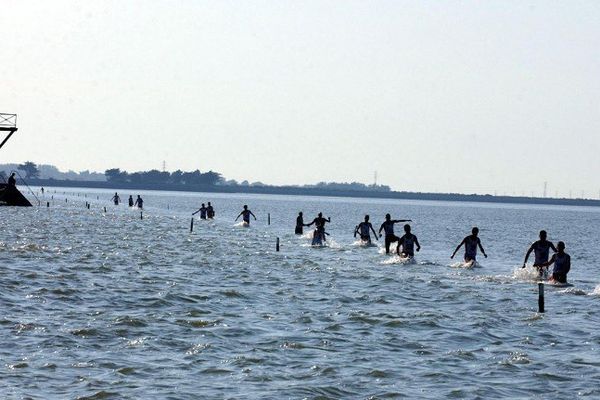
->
[378,214,412,254]
[305,212,331,244]
[541,241,571,283]
[451,227,488,262]
[397,224,421,258]
[295,212,304,235]
[207,202,215,219]
[193,203,208,219]
[128,195,134,207]
[134,195,144,209]
[235,205,256,225]
[522,230,557,275]
[111,192,120,206]
[354,215,378,245]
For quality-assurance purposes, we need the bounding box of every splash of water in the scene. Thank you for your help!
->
[512,266,543,282]
[589,285,600,296]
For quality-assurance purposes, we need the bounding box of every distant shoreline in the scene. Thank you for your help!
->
[24,178,600,208]
[21,179,600,207]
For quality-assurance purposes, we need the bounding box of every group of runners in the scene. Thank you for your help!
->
[195,204,572,284]
[298,212,570,284]
[111,192,144,209]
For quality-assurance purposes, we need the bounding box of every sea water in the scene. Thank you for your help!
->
[1,188,600,399]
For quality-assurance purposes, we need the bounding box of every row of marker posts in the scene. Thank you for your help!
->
[44,192,143,220]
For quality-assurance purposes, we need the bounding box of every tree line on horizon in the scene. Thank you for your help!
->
[104,168,224,186]
[1,161,391,192]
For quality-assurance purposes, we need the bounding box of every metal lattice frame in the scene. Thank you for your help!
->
[0,113,17,128]
[0,113,18,150]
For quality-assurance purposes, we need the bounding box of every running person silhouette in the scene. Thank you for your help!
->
[235,205,256,225]
[451,227,487,263]
[378,214,412,254]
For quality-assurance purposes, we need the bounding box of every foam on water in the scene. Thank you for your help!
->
[381,255,416,265]
[589,284,600,296]
[449,260,479,269]
[512,265,543,282]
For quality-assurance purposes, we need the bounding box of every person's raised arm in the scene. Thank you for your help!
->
[451,238,466,259]
[378,223,385,235]
[305,219,316,227]
[415,236,421,252]
[353,225,359,238]
[250,211,257,220]
[550,242,558,253]
[192,208,201,215]
[234,211,243,221]
[522,244,535,268]
[392,219,412,223]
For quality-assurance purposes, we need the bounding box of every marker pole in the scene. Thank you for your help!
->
[268,213,271,225]
[276,237,280,252]
[538,282,545,313]
[190,217,194,232]
[140,211,143,220]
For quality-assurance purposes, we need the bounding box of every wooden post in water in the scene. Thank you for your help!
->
[268,213,271,225]
[46,202,49,207]
[190,217,194,232]
[276,237,280,252]
[104,206,107,213]
[140,211,143,220]
[538,282,545,313]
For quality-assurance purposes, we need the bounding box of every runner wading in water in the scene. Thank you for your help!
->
[397,224,421,258]
[235,205,256,225]
[522,230,557,276]
[354,215,378,245]
[207,202,215,219]
[378,214,412,254]
[295,212,304,235]
[133,195,143,209]
[305,212,331,245]
[111,192,120,206]
[540,241,571,284]
[450,227,488,263]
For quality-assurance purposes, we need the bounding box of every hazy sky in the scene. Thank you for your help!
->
[2,1,599,196]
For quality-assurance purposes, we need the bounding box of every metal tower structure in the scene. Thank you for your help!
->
[0,113,17,150]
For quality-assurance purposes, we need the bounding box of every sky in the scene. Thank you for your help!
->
[1,1,599,197]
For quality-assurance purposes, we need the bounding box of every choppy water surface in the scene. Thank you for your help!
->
[2,188,600,399]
